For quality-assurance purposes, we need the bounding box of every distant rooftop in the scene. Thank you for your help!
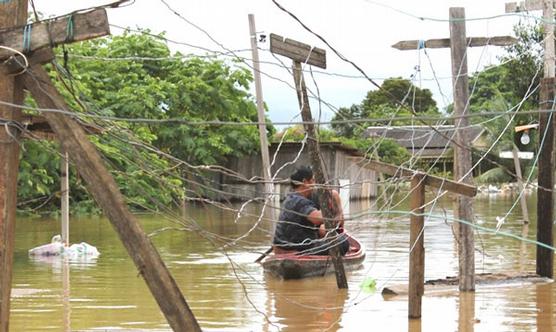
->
[364,125,484,158]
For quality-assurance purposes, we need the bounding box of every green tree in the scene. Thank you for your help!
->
[331,78,440,138]
[467,21,542,182]
[362,77,437,114]
[17,30,270,213]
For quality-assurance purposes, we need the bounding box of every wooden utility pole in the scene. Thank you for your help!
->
[449,7,475,292]
[0,1,27,330]
[248,14,276,222]
[393,8,515,293]
[270,33,348,289]
[506,0,555,278]
[0,6,201,330]
[538,77,555,277]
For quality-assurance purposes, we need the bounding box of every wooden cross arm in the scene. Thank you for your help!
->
[269,33,326,69]
[392,36,517,50]
[0,8,109,60]
[351,157,477,197]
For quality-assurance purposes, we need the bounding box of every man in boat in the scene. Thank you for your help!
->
[272,166,349,256]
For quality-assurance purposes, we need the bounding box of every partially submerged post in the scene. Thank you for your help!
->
[270,33,348,289]
[393,8,516,295]
[409,174,425,318]
[61,149,70,247]
[357,159,476,318]
[0,5,201,331]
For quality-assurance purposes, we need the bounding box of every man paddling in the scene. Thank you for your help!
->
[272,166,349,255]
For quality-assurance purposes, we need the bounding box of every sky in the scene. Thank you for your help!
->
[32,0,534,127]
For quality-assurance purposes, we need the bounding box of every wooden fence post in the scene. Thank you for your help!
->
[408,175,425,318]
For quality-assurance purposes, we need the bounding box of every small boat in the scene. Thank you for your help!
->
[261,233,365,279]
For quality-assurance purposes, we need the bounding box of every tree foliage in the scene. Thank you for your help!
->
[466,21,541,178]
[17,31,269,214]
[329,78,437,166]
[331,78,440,139]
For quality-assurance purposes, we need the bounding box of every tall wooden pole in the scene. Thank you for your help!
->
[537,77,555,278]
[61,149,70,247]
[408,175,425,318]
[0,1,27,330]
[248,14,276,223]
[23,66,201,332]
[449,7,475,291]
[537,0,555,279]
[292,61,348,289]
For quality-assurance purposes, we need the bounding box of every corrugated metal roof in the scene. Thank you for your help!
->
[364,125,484,156]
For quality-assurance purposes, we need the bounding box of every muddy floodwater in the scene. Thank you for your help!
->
[8,192,556,331]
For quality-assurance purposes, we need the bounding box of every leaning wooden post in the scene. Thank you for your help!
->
[270,33,348,288]
[408,174,425,318]
[293,61,348,289]
[248,14,276,223]
[23,65,201,331]
[0,1,27,330]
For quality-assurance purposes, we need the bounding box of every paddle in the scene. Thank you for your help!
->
[255,247,273,263]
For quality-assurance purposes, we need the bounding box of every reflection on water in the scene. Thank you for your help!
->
[8,193,556,331]
[264,276,348,332]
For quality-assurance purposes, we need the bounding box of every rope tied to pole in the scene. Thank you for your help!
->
[22,24,32,53]
[417,40,426,49]
[66,15,75,43]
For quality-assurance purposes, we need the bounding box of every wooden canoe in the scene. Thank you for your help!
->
[261,233,365,279]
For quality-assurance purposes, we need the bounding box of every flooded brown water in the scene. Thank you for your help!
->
[8,192,556,331]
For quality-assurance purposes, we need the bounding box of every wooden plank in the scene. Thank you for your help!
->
[270,33,326,69]
[22,66,201,332]
[348,157,477,197]
[0,8,110,59]
[292,61,347,289]
[391,36,517,50]
[450,7,475,292]
[383,273,551,298]
[0,48,54,75]
[0,1,27,331]
[537,77,555,278]
[408,175,425,319]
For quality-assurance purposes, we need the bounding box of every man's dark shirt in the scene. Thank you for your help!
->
[272,192,319,251]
